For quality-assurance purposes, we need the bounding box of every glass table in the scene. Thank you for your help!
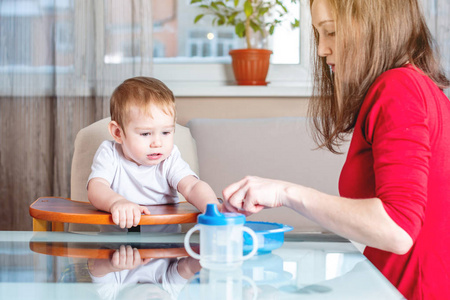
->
[0,231,404,299]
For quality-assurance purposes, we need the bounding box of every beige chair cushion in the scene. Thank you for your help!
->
[187,117,350,233]
[70,117,199,203]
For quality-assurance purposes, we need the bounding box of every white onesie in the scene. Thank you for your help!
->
[88,140,197,232]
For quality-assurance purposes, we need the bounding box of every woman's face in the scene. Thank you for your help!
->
[311,0,336,72]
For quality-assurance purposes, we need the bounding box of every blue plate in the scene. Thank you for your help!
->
[243,221,293,255]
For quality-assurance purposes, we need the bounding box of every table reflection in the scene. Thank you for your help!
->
[88,245,200,299]
[0,232,403,300]
[28,236,201,299]
[186,268,257,300]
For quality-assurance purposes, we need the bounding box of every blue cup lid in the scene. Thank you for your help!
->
[198,204,246,226]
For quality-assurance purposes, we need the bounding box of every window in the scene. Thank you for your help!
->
[100,0,312,95]
[186,29,237,59]
[0,15,33,66]
[146,0,313,95]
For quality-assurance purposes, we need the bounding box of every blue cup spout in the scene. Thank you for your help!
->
[197,204,246,226]
[204,203,224,218]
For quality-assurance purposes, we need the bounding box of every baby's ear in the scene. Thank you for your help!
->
[108,121,124,144]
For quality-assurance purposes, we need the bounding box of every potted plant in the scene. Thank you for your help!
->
[190,0,299,85]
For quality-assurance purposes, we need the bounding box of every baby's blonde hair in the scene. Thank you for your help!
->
[110,77,176,134]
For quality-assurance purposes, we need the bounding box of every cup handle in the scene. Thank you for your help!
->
[184,225,201,260]
[242,227,258,260]
[242,275,258,300]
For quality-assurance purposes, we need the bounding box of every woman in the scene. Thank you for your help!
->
[222,0,450,299]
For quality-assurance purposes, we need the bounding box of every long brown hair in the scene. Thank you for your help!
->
[309,0,449,153]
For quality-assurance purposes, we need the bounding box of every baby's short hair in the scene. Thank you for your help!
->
[110,77,176,130]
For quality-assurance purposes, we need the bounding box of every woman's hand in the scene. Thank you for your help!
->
[222,176,287,215]
[110,199,151,228]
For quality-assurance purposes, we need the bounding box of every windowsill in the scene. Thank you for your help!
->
[0,66,313,98]
[167,81,313,98]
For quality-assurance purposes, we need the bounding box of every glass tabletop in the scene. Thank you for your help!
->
[0,231,403,300]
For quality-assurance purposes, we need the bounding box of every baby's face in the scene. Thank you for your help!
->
[120,105,175,166]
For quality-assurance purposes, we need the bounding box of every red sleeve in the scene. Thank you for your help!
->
[364,69,430,241]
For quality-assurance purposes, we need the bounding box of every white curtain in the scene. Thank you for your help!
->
[0,0,153,230]
[420,0,450,97]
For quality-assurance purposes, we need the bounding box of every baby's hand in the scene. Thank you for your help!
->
[177,257,201,279]
[110,245,151,271]
[110,199,151,228]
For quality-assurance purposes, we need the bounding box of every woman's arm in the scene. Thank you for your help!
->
[222,176,413,254]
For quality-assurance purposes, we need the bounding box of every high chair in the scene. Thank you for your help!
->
[29,117,201,231]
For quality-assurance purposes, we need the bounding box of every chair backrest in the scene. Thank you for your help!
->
[70,117,199,203]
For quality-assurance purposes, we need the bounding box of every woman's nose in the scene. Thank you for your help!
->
[317,39,332,57]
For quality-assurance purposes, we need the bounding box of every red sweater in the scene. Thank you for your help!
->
[339,65,450,299]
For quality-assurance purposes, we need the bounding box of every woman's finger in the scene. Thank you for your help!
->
[243,198,265,214]
[222,177,248,201]
[228,188,246,211]
[222,199,240,213]
[227,180,254,210]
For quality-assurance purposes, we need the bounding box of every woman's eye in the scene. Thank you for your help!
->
[140,132,150,136]
[327,31,335,37]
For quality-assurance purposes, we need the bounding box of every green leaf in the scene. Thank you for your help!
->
[194,14,205,24]
[228,12,238,24]
[258,7,269,17]
[269,24,275,35]
[217,15,226,25]
[216,1,226,7]
[274,0,287,13]
[291,19,300,29]
[244,1,253,17]
[190,0,203,4]
[249,20,260,33]
[234,0,239,7]
[235,22,245,38]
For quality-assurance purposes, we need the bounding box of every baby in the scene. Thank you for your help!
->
[87,76,220,232]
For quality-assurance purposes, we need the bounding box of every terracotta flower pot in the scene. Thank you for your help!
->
[229,49,273,86]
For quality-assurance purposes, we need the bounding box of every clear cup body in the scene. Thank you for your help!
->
[184,222,258,270]
[199,223,244,269]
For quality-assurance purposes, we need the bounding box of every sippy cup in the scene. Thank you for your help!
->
[184,204,258,270]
